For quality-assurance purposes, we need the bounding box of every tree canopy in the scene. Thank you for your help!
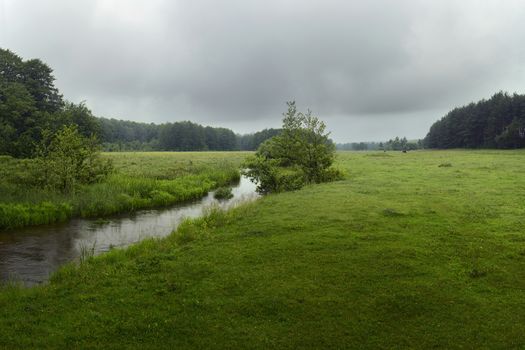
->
[244,102,341,194]
[424,92,525,149]
[0,48,99,157]
[98,117,265,151]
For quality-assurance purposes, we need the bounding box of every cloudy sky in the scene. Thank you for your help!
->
[1,0,525,142]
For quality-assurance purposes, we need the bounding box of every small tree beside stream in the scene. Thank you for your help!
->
[36,125,113,193]
[244,101,342,194]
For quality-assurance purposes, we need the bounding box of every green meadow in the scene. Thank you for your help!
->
[0,152,248,230]
[2,150,525,348]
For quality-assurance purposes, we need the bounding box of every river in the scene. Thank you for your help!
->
[0,176,258,286]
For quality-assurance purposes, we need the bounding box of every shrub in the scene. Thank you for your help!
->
[35,125,113,193]
[214,187,233,200]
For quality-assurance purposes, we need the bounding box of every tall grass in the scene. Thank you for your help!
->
[0,202,73,229]
[0,152,245,230]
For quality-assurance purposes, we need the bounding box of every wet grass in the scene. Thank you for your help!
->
[1,150,525,348]
[0,152,248,229]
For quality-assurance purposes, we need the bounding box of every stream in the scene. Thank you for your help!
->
[0,176,258,286]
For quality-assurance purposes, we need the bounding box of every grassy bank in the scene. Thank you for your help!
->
[0,152,248,229]
[1,150,525,348]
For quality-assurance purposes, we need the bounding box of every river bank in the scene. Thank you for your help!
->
[0,152,248,230]
[0,176,257,285]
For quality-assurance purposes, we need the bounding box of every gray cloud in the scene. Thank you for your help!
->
[2,0,525,141]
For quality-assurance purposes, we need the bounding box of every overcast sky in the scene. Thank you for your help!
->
[1,0,525,142]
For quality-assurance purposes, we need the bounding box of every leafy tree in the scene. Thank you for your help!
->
[237,128,282,151]
[36,125,112,193]
[244,101,340,193]
[21,58,63,113]
[0,49,24,82]
[0,48,85,157]
[0,81,37,156]
[55,102,101,138]
[0,48,63,113]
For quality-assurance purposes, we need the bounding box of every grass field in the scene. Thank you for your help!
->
[0,152,248,229]
[1,150,525,348]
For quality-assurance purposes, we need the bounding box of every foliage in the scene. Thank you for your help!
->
[35,125,113,193]
[214,187,234,200]
[0,48,100,157]
[236,128,282,151]
[244,101,339,193]
[98,117,279,152]
[383,137,422,151]
[0,152,244,229]
[337,141,373,151]
[100,117,238,152]
[425,91,525,149]
[0,48,63,113]
[337,138,423,151]
[158,121,237,151]
[2,151,525,348]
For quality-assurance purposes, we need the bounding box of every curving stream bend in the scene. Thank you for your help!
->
[0,176,258,286]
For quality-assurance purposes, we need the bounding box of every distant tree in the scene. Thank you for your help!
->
[336,142,381,151]
[62,102,100,137]
[350,142,368,151]
[424,92,525,149]
[237,128,281,151]
[494,117,525,148]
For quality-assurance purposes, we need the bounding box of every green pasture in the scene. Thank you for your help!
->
[1,150,525,348]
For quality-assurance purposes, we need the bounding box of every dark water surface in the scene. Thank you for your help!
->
[0,176,258,286]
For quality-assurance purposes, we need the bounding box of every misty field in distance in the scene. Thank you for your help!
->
[2,150,525,348]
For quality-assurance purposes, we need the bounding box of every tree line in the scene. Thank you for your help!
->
[424,92,525,149]
[337,138,423,151]
[99,117,281,151]
[0,47,280,157]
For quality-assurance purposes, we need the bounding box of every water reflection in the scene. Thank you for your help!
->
[0,176,258,285]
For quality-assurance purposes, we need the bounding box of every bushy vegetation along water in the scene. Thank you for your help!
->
[0,152,247,230]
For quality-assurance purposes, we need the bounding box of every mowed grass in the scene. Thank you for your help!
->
[0,152,248,229]
[2,150,525,348]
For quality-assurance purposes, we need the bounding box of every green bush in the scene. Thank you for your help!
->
[214,187,234,200]
[244,101,340,194]
[35,125,113,193]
